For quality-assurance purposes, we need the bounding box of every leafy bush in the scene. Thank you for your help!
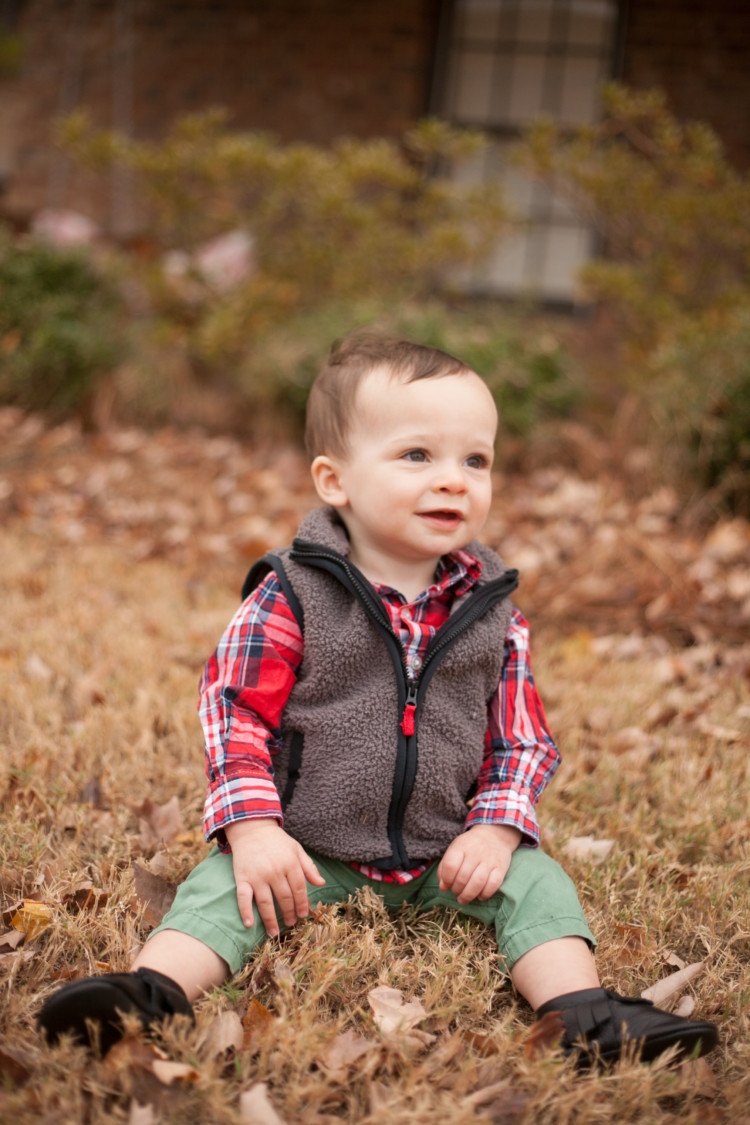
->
[515,84,750,511]
[224,298,581,452]
[60,113,509,384]
[0,231,125,416]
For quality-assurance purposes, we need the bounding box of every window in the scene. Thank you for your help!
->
[434,0,621,302]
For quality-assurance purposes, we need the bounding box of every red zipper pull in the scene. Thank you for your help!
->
[400,683,418,736]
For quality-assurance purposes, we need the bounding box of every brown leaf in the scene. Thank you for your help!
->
[523,1011,565,1058]
[200,1009,244,1059]
[641,961,705,1005]
[239,1082,287,1125]
[242,998,276,1052]
[130,862,177,929]
[479,1089,533,1124]
[317,1028,378,1082]
[137,795,183,854]
[367,984,427,1037]
[0,1045,32,1086]
[150,1059,200,1086]
[0,929,25,952]
[66,884,109,914]
[562,836,614,862]
[128,1101,157,1125]
[79,775,107,808]
[680,1056,718,1100]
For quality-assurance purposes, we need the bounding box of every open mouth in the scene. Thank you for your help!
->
[418,510,464,527]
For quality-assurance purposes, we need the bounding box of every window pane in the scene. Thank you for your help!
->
[539,224,595,299]
[559,54,605,125]
[462,0,502,41]
[515,0,553,45]
[567,0,616,48]
[507,53,547,122]
[451,49,495,122]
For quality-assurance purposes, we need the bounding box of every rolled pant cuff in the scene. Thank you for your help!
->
[149,912,247,976]
[499,917,597,970]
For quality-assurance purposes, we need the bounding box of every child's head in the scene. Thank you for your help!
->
[305,333,478,461]
[307,332,498,590]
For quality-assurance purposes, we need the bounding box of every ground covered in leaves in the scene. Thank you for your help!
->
[0,409,748,1124]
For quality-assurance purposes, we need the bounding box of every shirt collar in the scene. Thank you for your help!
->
[373,548,483,602]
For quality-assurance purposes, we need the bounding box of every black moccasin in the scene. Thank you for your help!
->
[38,967,194,1054]
[535,987,718,1065]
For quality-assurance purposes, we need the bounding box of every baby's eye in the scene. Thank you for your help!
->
[465,454,489,470]
[402,449,427,462]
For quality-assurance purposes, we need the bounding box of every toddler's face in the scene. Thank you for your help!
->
[324,364,496,573]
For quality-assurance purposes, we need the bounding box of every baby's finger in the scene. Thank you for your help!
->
[477,867,505,900]
[235,882,255,929]
[301,851,326,887]
[270,879,300,930]
[253,885,281,937]
[455,864,491,904]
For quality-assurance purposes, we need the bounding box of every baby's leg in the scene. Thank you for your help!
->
[132,930,229,1002]
[415,847,717,1064]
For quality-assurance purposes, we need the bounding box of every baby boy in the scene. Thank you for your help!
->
[40,334,717,1064]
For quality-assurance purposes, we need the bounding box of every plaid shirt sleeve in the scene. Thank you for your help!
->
[199,572,303,847]
[465,608,560,846]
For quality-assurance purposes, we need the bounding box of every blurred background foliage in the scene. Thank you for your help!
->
[0,85,748,514]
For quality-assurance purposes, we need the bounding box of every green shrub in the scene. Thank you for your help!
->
[60,113,509,381]
[515,84,750,511]
[0,231,125,416]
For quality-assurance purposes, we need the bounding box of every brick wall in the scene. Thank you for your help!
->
[622,0,750,168]
[2,0,749,231]
[0,0,442,228]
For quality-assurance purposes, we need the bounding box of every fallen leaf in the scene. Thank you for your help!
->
[0,1044,32,1086]
[239,1082,287,1125]
[131,862,177,929]
[317,1028,378,1082]
[460,1029,500,1057]
[128,1100,157,1125]
[475,1089,532,1124]
[67,884,109,914]
[150,1059,200,1086]
[562,836,614,862]
[242,998,276,1053]
[10,900,54,941]
[367,985,427,1037]
[665,951,687,970]
[462,1080,512,1108]
[641,961,705,1005]
[200,1009,244,1059]
[680,1056,717,1099]
[137,796,183,853]
[0,929,25,952]
[674,994,696,1018]
[523,1010,565,1059]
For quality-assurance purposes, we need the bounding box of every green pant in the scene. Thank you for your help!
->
[151,845,595,976]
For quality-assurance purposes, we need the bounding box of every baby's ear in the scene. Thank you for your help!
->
[310,455,348,508]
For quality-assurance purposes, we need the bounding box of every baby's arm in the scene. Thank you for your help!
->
[200,574,325,931]
[440,609,559,904]
[226,819,325,937]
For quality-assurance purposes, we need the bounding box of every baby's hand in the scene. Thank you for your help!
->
[225,819,325,937]
[437,824,522,905]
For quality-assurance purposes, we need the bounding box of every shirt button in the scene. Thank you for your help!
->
[402,608,412,621]
[411,655,422,671]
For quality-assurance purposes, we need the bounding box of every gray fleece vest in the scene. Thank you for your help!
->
[244,507,518,869]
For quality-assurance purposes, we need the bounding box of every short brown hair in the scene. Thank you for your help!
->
[305,332,474,459]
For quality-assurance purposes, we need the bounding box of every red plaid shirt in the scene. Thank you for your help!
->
[200,548,560,882]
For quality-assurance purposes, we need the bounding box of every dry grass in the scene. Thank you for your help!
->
[1,508,748,1123]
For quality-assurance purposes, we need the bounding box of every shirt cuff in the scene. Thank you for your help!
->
[203,775,283,850]
[465,788,541,847]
